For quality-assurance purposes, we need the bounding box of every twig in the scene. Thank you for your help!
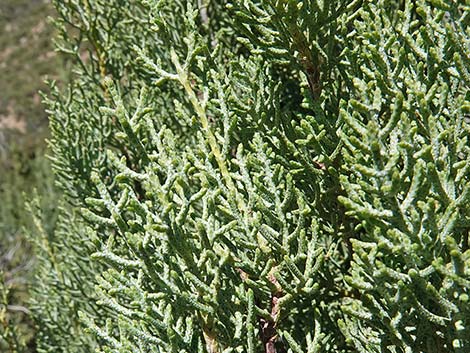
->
[6,305,30,315]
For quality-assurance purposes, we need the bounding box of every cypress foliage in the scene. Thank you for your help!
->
[31,0,470,352]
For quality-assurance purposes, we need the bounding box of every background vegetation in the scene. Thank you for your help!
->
[0,0,61,351]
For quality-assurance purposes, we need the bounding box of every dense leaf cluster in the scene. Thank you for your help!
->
[30,1,470,352]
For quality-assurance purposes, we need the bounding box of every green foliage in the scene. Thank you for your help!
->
[0,1,68,351]
[33,0,470,352]
[0,151,58,353]
[27,202,101,353]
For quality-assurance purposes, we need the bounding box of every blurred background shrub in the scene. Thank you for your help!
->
[0,0,62,351]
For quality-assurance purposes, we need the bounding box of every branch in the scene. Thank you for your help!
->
[6,305,30,315]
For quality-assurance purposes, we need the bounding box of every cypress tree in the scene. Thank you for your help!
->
[30,0,470,352]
